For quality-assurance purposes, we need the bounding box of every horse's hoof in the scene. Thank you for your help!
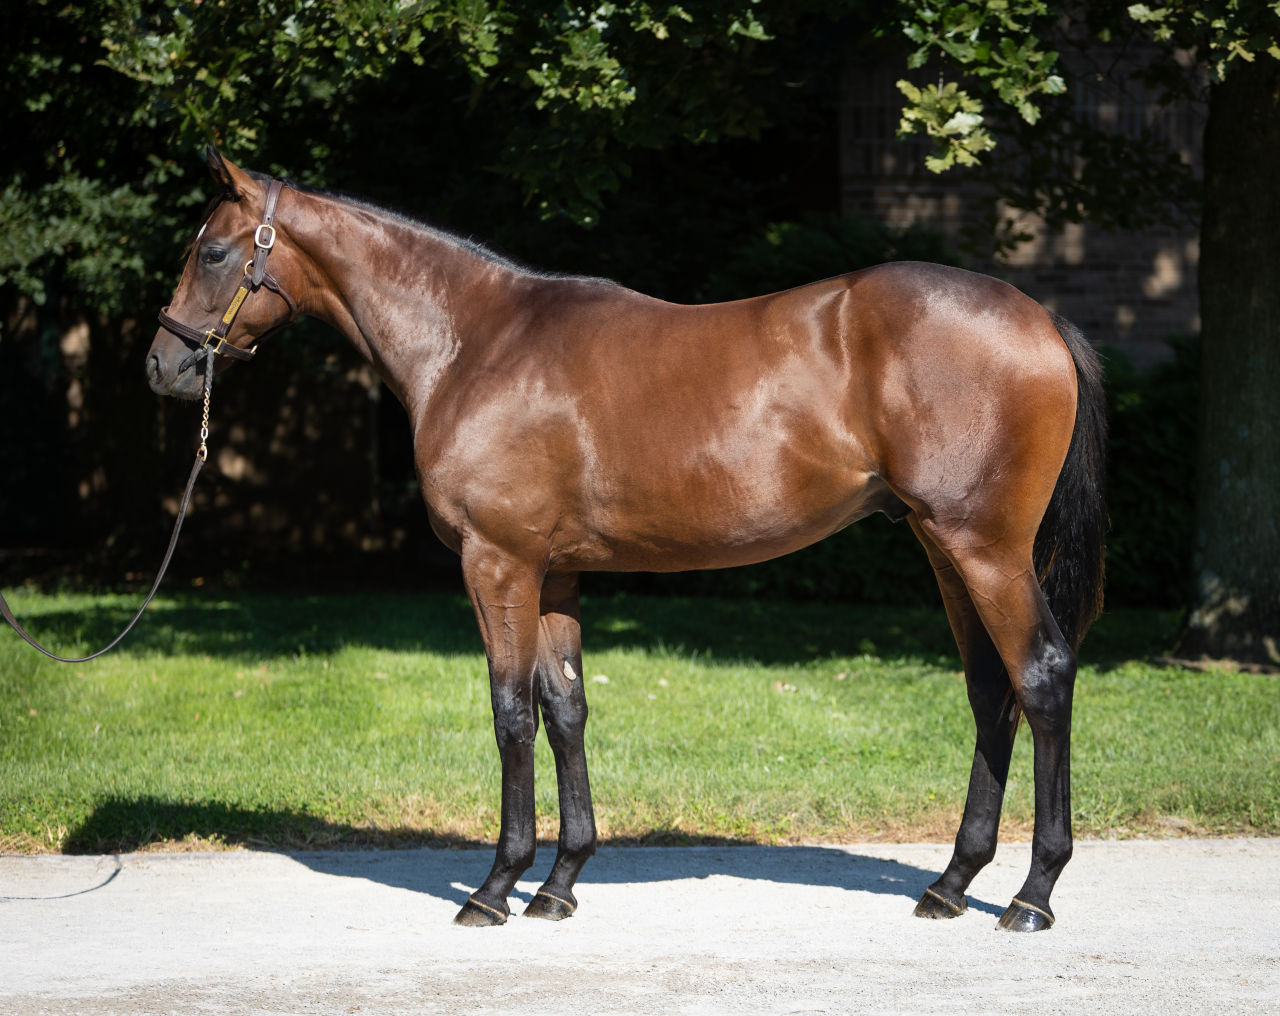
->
[523,889,577,921]
[453,896,509,927]
[913,886,968,920]
[996,898,1055,932]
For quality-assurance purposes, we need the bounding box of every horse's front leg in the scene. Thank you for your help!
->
[524,573,596,920]
[454,546,544,927]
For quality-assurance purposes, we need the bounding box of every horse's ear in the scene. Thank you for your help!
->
[203,146,259,202]
[205,146,237,196]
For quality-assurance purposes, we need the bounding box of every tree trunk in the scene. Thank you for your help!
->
[1177,59,1280,666]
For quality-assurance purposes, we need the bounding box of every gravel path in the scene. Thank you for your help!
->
[2,839,1276,1014]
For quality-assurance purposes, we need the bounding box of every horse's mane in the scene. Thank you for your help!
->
[277,176,618,288]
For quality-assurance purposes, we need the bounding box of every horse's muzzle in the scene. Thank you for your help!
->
[146,349,206,400]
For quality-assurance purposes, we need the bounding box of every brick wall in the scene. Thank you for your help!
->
[840,50,1204,365]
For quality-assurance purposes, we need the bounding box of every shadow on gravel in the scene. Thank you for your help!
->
[295,843,1007,917]
[65,798,1002,917]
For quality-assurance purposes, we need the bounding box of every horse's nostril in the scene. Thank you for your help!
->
[146,353,163,386]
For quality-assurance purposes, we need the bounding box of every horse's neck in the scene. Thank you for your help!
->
[291,192,515,413]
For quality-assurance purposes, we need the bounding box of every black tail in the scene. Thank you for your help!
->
[1035,312,1107,650]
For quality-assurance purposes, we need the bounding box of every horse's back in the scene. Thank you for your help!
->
[421,260,1078,573]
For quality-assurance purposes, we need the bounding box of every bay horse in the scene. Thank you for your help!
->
[147,150,1105,932]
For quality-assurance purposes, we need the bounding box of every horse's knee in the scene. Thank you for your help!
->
[489,676,539,748]
[542,694,588,751]
[1016,636,1076,732]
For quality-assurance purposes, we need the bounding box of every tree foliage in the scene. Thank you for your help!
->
[7,0,1276,311]
[1127,1,1280,77]
[0,1,806,332]
[894,1,1065,169]
[10,0,1262,316]
[892,1,1280,173]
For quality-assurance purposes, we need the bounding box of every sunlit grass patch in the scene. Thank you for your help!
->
[1,591,1275,852]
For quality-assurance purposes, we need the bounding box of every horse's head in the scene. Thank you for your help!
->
[147,149,298,399]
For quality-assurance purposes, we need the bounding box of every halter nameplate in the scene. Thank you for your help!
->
[221,285,251,327]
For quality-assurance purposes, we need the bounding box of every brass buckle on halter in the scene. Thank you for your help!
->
[254,224,276,250]
[202,330,228,355]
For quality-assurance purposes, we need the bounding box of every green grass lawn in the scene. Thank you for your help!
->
[1,589,1276,853]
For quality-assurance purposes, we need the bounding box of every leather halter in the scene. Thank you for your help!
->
[157,178,297,368]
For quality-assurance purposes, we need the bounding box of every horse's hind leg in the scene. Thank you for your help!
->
[524,573,597,920]
[909,518,1021,922]
[929,529,1077,932]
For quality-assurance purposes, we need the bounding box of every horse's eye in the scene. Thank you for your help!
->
[203,246,228,265]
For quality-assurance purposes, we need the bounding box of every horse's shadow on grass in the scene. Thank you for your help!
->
[6,590,959,667]
[8,587,1180,670]
[63,797,1003,918]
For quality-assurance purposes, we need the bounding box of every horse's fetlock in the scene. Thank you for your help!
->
[954,833,998,873]
[1030,827,1074,880]
[567,827,598,860]
[494,832,538,873]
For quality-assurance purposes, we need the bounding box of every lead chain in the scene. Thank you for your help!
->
[198,345,214,462]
